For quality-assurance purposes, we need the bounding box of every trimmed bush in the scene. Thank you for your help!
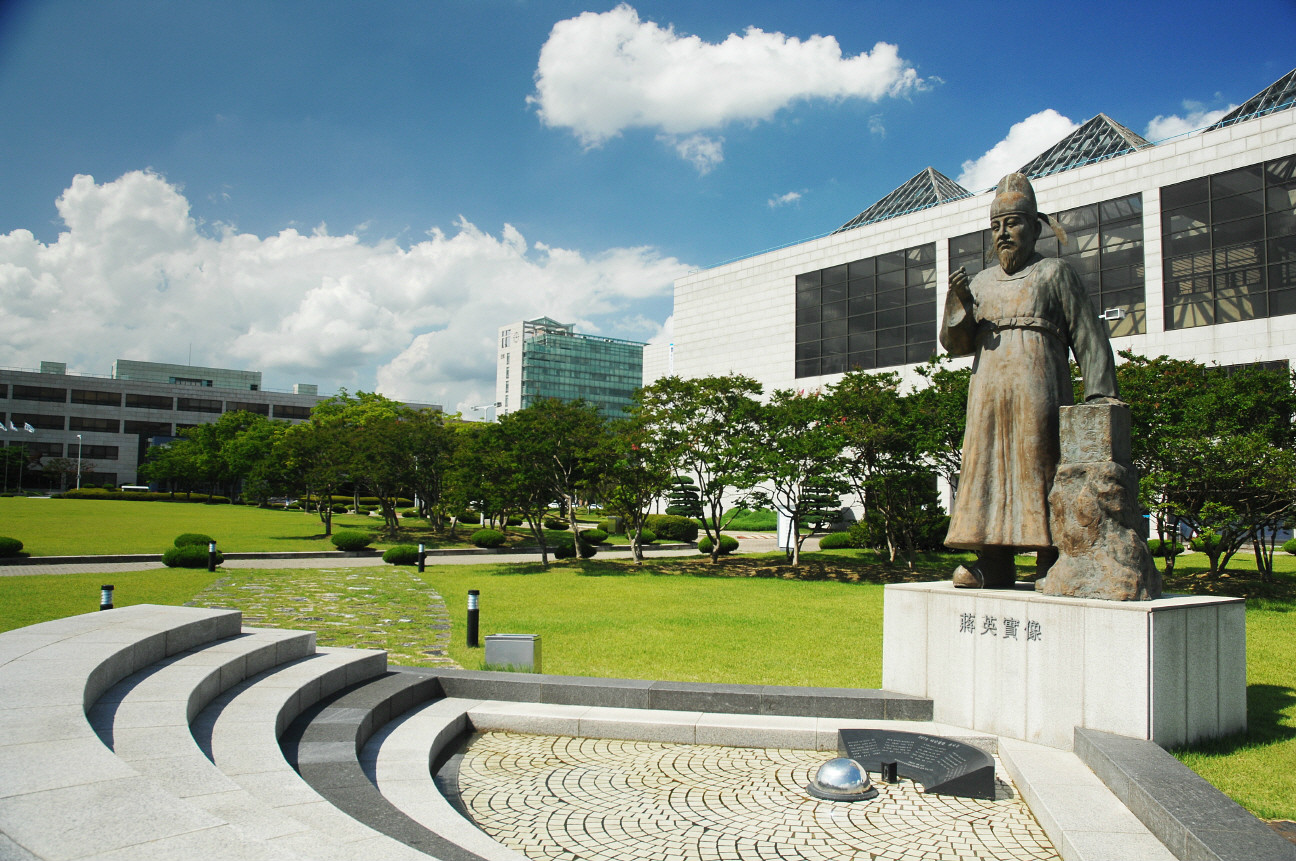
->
[1282,537,1296,555]
[644,514,699,542]
[1148,538,1185,557]
[0,536,24,557]
[579,528,608,545]
[330,530,373,551]
[332,504,348,514]
[382,544,421,566]
[1190,532,1224,554]
[471,529,507,548]
[633,528,656,545]
[162,545,223,568]
[174,533,215,549]
[400,509,418,517]
[544,519,568,530]
[506,516,524,527]
[551,537,576,559]
[697,534,740,556]
[817,531,853,550]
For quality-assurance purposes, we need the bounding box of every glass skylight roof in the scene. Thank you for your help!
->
[1017,114,1150,180]
[1208,68,1296,129]
[835,168,970,234]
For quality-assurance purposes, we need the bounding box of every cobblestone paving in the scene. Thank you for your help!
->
[188,566,458,668]
[453,732,1059,861]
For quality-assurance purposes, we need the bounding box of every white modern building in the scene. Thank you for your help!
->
[670,70,1296,395]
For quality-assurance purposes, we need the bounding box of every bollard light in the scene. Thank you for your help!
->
[880,760,899,783]
[100,584,114,611]
[467,589,480,647]
[418,543,426,573]
[207,541,217,573]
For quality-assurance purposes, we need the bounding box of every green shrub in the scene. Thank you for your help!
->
[1190,532,1224,554]
[1148,538,1185,557]
[330,530,373,552]
[579,528,608,545]
[552,537,576,559]
[471,529,507,548]
[644,514,699,542]
[634,528,656,545]
[0,536,24,557]
[162,544,223,568]
[332,504,348,514]
[1281,537,1296,554]
[697,534,740,556]
[544,519,568,530]
[382,544,421,565]
[400,509,418,517]
[506,516,524,527]
[818,531,853,549]
[174,533,214,549]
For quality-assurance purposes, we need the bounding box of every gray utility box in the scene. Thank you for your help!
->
[484,634,542,673]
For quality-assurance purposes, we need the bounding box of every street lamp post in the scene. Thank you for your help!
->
[76,434,83,490]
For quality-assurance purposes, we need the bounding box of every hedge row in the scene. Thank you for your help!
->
[59,488,231,504]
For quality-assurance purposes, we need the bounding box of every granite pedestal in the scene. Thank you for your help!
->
[882,581,1246,750]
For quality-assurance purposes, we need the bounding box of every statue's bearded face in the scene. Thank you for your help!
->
[991,213,1038,275]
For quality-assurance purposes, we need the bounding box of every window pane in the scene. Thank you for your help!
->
[1213,216,1264,246]
[796,272,821,292]
[848,275,875,298]
[822,300,847,321]
[796,341,820,361]
[1265,157,1296,184]
[848,351,875,370]
[877,307,905,329]
[1168,299,1213,329]
[847,259,875,279]
[876,327,904,348]
[823,281,848,304]
[1216,241,1264,271]
[849,332,876,352]
[1166,228,1211,257]
[822,318,847,339]
[907,301,937,324]
[1162,177,1208,209]
[1100,195,1142,220]
[876,251,906,273]
[1212,165,1263,197]
[822,336,847,357]
[1213,190,1265,222]
[797,304,821,326]
[1216,292,1264,324]
[1269,235,1296,263]
[1058,204,1098,230]
[906,323,933,345]
[877,268,905,290]
[1102,243,1142,269]
[796,288,820,309]
[848,294,874,316]
[795,359,820,378]
[1270,261,1296,291]
[848,315,874,335]
[822,264,848,285]
[876,346,906,368]
[796,323,819,343]
[1269,287,1296,316]
[876,289,904,310]
[821,354,847,375]
[906,342,936,364]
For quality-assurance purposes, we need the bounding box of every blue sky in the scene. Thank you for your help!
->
[1,0,1292,413]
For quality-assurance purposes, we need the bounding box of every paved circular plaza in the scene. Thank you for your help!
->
[450,732,1059,861]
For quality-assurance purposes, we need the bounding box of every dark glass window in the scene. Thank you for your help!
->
[1163,156,1296,329]
[272,404,312,420]
[177,397,222,414]
[950,192,1146,337]
[12,385,67,403]
[78,445,119,460]
[125,393,173,410]
[71,389,122,407]
[9,413,64,430]
[70,416,120,433]
[226,401,270,416]
[124,420,172,436]
[794,242,937,378]
[25,441,64,458]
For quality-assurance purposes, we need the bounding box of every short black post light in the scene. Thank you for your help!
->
[207,541,217,573]
[418,543,426,573]
[100,584,114,611]
[467,589,480,647]
[880,760,899,783]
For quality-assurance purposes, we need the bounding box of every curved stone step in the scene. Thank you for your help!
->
[194,646,433,859]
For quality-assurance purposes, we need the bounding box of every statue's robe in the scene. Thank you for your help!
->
[940,252,1118,550]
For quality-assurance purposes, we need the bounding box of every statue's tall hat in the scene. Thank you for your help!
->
[989,172,1068,245]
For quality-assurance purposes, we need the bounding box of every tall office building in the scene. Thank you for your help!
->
[496,317,646,419]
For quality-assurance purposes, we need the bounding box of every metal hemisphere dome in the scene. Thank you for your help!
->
[806,757,878,802]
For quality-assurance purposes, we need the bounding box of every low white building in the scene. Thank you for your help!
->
[669,70,1296,395]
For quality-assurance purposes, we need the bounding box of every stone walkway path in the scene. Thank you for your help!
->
[189,565,458,668]
[452,732,1059,861]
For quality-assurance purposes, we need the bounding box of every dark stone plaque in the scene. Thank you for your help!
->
[837,728,995,800]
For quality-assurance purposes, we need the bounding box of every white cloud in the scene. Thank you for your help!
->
[663,133,725,174]
[956,109,1079,191]
[767,191,803,208]
[530,3,926,170]
[0,171,687,414]
[1144,100,1236,142]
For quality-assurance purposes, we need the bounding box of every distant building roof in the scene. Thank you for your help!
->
[1208,67,1296,130]
[835,168,971,233]
[1017,114,1150,180]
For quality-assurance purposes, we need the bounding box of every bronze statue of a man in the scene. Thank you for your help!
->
[940,173,1120,588]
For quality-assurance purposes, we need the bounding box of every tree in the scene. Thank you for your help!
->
[602,413,674,564]
[278,414,352,535]
[1118,352,1296,579]
[739,388,848,566]
[636,375,762,563]
[402,409,460,526]
[664,476,703,518]
[491,399,613,567]
[830,369,942,568]
[39,457,99,491]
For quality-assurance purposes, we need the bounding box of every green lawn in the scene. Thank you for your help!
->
[0,497,483,555]
[0,538,1292,821]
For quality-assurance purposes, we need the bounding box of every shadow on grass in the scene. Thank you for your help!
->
[1173,684,1296,757]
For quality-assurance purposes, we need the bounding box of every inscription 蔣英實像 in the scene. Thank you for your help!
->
[959,611,1041,642]
[837,729,995,800]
